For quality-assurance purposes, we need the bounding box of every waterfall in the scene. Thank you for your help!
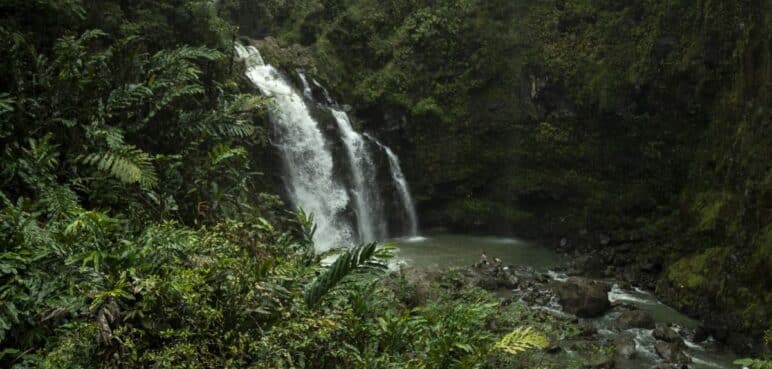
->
[236,46,354,251]
[235,44,264,68]
[311,78,333,105]
[296,70,313,100]
[366,134,419,236]
[236,43,419,249]
[331,109,386,242]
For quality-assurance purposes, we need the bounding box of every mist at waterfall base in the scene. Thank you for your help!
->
[236,44,418,251]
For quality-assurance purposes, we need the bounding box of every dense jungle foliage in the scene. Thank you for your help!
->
[0,1,577,368]
[1,0,770,368]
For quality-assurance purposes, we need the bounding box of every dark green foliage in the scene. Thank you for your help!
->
[735,358,772,369]
[2,0,770,366]
[304,242,388,307]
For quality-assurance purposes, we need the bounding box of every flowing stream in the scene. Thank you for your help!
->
[237,44,419,250]
[396,235,739,369]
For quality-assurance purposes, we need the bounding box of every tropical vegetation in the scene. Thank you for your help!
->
[1,0,770,368]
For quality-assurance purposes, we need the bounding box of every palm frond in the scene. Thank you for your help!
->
[304,242,386,307]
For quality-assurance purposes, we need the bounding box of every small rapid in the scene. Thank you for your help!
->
[396,235,739,369]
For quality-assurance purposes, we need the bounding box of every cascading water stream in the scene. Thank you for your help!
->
[365,134,419,236]
[237,43,419,249]
[296,70,314,100]
[236,45,354,251]
[331,110,387,242]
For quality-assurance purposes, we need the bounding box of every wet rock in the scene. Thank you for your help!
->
[464,266,521,291]
[692,325,710,343]
[654,340,691,365]
[604,266,615,277]
[579,321,597,337]
[616,243,633,253]
[571,255,607,278]
[653,324,682,343]
[614,334,637,359]
[551,277,611,318]
[583,357,615,369]
[651,364,689,369]
[546,341,562,353]
[614,310,655,330]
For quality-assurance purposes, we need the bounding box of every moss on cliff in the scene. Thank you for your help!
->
[666,247,729,292]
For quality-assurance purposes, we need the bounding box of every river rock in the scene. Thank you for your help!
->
[583,357,615,369]
[654,340,691,365]
[653,324,682,343]
[573,255,607,278]
[651,364,690,369]
[579,321,597,337]
[614,334,637,359]
[464,266,520,291]
[692,325,710,343]
[551,277,611,318]
[614,310,655,330]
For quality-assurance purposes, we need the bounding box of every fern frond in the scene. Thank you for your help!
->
[81,148,158,188]
[494,327,549,355]
[304,242,386,307]
[0,93,15,115]
[106,83,153,113]
[87,126,126,149]
[41,185,79,220]
[182,112,258,138]
[208,144,247,166]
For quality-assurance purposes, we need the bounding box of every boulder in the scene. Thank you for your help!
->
[614,310,655,330]
[692,325,710,343]
[579,321,597,337]
[551,277,611,318]
[465,266,520,291]
[573,255,607,278]
[654,340,691,365]
[583,357,615,369]
[653,324,682,343]
[614,334,637,359]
